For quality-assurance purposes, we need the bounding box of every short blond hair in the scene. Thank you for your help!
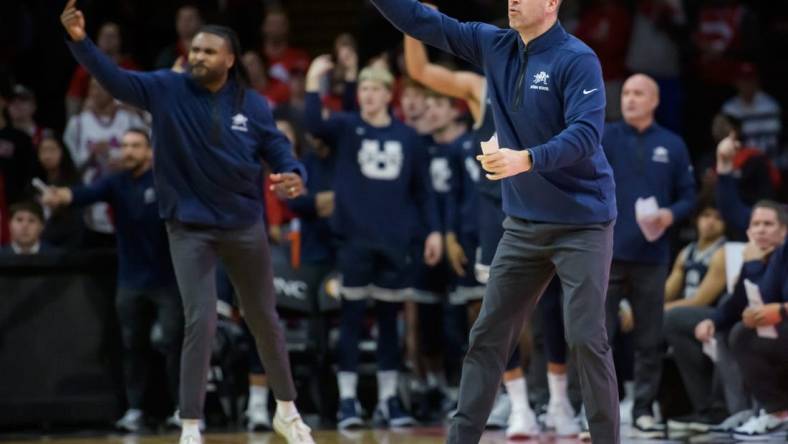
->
[358,66,394,90]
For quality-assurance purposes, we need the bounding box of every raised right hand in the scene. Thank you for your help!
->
[305,54,335,92]
[61,0,87,41]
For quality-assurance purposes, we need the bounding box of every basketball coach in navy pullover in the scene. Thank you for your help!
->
[61,2,315,442]
[42,129,183,428]
[368,0,620,442]
[603,74,695,438]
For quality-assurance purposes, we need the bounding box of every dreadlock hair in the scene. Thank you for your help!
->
[197,25,250,112]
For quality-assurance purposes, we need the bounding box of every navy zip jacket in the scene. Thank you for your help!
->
[67,38,306,228]
[603,121,696,264]
[368,0,616,224]
[711,259,768,331]
[757,240,788,305]
[71,170,175,290]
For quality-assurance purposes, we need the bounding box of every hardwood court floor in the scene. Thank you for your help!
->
[0,427,698,444]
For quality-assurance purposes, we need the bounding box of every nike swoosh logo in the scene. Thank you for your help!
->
[583,88,598,95]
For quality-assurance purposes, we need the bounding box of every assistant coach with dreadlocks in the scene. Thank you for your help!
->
[60,1,314,443]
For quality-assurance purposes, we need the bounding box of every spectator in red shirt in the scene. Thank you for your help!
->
[692,0,758,87]
[242,50,291,109]
[154,4,203,71]
[574,0,632,120]
[65,21,139,118]
[260,6,310,84]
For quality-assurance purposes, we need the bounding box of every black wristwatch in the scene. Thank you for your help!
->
[781,303,788,321]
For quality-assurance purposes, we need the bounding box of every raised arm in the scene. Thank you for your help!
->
[61,0,161,111]
[304,55,352,146]
[369,0,495,67]
[404,33,485,121]
[664,247,687,303]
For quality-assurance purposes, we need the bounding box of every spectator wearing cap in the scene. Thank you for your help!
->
[0,79,36,245]
[721,63,784,169]
[7,85,46,147]
[0,201,57,255]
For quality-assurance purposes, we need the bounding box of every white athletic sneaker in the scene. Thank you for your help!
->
[506,406,540,439]
[272,411,315,444]
[546,400,581,436]
[486,391,510,428]
[178,430,202,444]
[246,402,272,431]
[732,410,788,441]
[115,409,143,433]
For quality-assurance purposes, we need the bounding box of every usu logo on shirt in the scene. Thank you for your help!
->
[530,71,550,92]
[652,146,670,163]
[231,113,248,132]
[357,139,403,180]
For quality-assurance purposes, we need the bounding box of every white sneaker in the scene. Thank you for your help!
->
[732,410,788,441]
[546,401,581,436]
[486,392,510,428]
[506,406,540,439]
[178,431,202,444]
[246,402,272,431]
[632,415,666,439]
[115,409,143,433]
[272,411,315,444]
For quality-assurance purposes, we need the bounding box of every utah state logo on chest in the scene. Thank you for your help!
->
[357,138,403,180]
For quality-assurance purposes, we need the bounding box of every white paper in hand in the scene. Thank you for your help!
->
[702,337,718,362]
[635,196,665,242]
[743,279,778,339]
[480,133,499,155]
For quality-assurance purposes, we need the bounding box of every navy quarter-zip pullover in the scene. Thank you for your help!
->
[67,38,306,228]
[368,0,617,224]
[71,170,174,290]
[603,121,696,264]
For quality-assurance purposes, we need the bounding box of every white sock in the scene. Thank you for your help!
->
[337,371,358,400]
[505,377,531,414]
[249,385,269,408]
[548,371,569,406]
[182,419,201,436]
[377,370,398,402]
[275,400,299,420]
